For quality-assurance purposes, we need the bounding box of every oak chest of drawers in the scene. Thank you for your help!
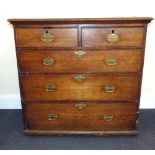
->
[8,18,153,135]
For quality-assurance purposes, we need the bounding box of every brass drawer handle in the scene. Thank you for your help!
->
[43,57,55,65]
[103,115,113,121]
[104,85,116,93]
[107,31,119,43]
[41,30,54,42]
[105,57,117,65]
[74,51,86,58]
[45,84,56,92]
[48,114,58,121]
[75,103,86,110]
[74,75,86,82]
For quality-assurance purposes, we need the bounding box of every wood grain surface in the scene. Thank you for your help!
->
[24,102,138,131]
[15,28,78,47]
[18,49,143,73]
[21,75,140,101]
[82,27,144,47]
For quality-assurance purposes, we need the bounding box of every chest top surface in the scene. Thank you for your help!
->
[8,17,153,25]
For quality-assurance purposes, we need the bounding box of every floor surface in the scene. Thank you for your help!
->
[0,109,155,150]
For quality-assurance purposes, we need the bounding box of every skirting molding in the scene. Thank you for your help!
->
[0,94,154,109]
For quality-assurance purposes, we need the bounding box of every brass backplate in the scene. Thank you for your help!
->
[41,33,54,42]
[105,57,117,65]
[43,57,55,65]
[103,115,113,121]
[45,84,56,92]
[107,33,119,42]
[48,114,58,121]
[104,85,116,93]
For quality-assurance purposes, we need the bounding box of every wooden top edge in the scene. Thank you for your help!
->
[8,17,153,25]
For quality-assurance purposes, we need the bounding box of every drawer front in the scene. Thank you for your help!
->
[21,75,140,101]
[15,28,78,47]
[24,102,138,131]
[82,27,144,47]
[18,49,142,73]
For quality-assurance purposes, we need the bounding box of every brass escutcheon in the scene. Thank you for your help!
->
[48,114,58,121]
[105,57,117,65]
[75,103,86,110]
[104,85,116,93]
[41,33,54,42]
[43,57,55,65]
[74,75,86,82]
[45,84,56,92]
[107,33,119,42]
[103,115,113,121]
[74,51,86,58]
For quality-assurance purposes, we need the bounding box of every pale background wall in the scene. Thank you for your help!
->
[0,0,155,109]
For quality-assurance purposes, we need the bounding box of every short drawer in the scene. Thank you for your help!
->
[82,27,144,47]
[21,75,140,101]
[24,102,138,131]
[18,49,143,73]
[15,27,78,47]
